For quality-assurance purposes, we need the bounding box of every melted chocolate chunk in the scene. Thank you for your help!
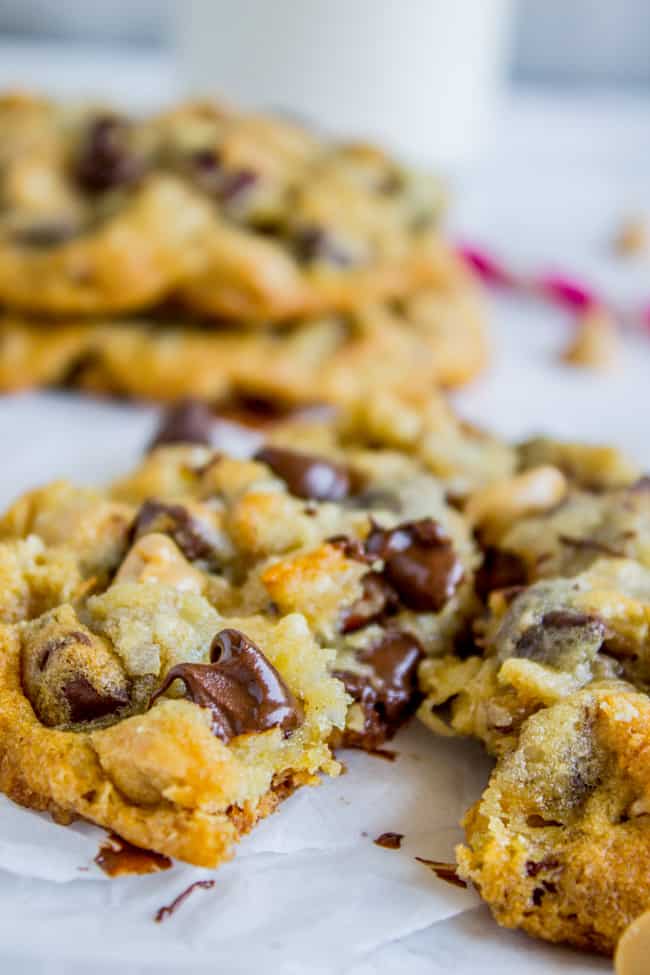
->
[328,535,373,563]
[415,858,467,888]
[149,628,303,743]
[148,398,215,450]
[12,222,78,247]
[95,834,171,877]
[340,572,399,633]
[365,519,464,612]
[475,546,528,600]
[293,225,353,266]
[132,500,216,563]
[75,115,143,193]
[335,629,424,749]
[63,675,129,724]
[155,880,215,923]
[254,446,358,501]
[374,832,403,850]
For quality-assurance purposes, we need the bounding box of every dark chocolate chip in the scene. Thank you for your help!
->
[515,610,605,665]
[63,675,129,724]
[475,546,528,600]
[132,500,216,563]
[525,857,560,877]
[190,148,222,193]
[292,225,353,266]
[75,115,143,193]
[532,887,545,907]
[216,395,335,430]
[148,398,215,450]
[327,535,373,563]
[190,150,257,206]
[254,446,359,501]
[149,628,304,743]
[365,519,464,612]
[335,629,424,749]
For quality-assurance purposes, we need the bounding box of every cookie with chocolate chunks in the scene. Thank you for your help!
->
[0,423,478,870]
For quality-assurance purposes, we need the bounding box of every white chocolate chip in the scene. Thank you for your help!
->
[114,533,204,593]
[465,466,567,542]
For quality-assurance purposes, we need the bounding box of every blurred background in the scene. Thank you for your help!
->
[2,0,650,87]
[0,0,648,453]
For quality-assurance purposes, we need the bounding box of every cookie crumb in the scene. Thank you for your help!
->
[614,216,648,257]
[560,309,619,371]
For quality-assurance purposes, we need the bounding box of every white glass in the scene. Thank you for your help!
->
[176,0,514,164]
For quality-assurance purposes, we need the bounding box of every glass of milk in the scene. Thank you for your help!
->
[176,0,514,164]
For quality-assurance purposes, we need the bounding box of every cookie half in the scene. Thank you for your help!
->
[0,434,478,863]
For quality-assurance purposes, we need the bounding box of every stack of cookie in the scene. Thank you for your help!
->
[0,92,486,411]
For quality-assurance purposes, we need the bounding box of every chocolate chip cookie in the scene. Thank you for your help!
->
[0,95,453,320]
[0,432,478,865]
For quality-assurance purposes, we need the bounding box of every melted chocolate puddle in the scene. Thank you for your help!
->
[154,880,216,922]
[95,833,172,877]
[415,857,467,888]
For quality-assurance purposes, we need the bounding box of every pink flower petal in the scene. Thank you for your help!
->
[456,244,513,288]
[536,273,599,312]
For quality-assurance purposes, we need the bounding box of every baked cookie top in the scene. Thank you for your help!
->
[0,433,478,865]
[0,94,451,319]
